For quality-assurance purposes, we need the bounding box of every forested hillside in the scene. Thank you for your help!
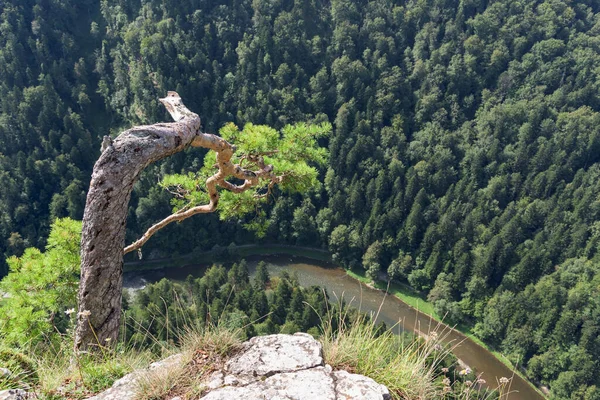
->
[0,0,104,275]
[2,0,600,397]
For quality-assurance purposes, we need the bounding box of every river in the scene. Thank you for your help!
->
[123,254,545,400]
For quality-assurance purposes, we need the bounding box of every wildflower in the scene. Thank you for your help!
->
[477,378,486,385]
[443,386,452,393]
[499,377,510,385]
[458,368,472,376]
[442,377,451,386]
[465,380,473,387]
[65,308,75,315]
[105,337,111,342]
[441,367,449,373]
[78,309,91,317]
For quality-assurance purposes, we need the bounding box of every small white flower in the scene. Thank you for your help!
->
[78,310,91,317]
[65,308,75,315]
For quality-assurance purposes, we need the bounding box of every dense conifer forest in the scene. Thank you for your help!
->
[2,0,600,397]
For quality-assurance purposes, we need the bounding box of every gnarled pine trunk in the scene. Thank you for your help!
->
[75,93,200,350]
[75,92,283,350]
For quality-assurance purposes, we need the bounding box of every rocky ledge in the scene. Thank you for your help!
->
[89,333,391,400]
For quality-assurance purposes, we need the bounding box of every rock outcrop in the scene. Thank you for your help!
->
[0,389,28,400]
[86,354,184,400]
[90,333,390,400]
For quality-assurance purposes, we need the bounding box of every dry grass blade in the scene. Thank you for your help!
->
[134,325,242,400]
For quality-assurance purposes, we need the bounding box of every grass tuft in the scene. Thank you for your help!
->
[0,346,39,390]
[134,325,242,400]
[318,294,518,400]
[320,308,442,399]
[29,337,155,399]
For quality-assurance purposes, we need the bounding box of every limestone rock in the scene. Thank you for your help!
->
[202,366,336,400]
[333,370,391,400]
[89,334,389,400]
[224,332,323,377]
[86,354,183,400]
[0,389,29,400]
[201,333,388,400]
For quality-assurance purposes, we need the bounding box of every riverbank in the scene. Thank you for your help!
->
[124,243,332,272]
[344,268,545,398]
[124,244,546,398]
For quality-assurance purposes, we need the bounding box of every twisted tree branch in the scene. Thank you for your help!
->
[123,100,282,255]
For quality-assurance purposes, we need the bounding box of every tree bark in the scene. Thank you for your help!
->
[74,92,200,350]
[75,92,281,351]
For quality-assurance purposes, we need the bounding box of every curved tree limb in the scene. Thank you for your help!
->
[123,141,282,254]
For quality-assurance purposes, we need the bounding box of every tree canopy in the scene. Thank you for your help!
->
[2,0,600,396]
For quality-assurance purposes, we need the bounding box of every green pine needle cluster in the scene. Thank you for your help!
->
[0,218,81,348]
[159,122,331,234]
